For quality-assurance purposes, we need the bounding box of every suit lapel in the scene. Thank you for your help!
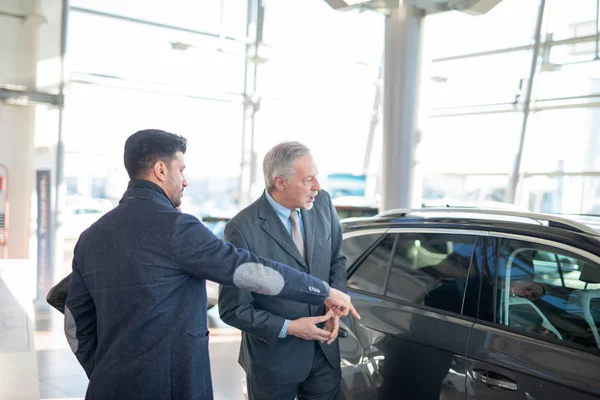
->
[258,194,308,270]
[302,207,316,273]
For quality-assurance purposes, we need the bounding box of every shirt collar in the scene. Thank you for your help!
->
[265,190,300,220]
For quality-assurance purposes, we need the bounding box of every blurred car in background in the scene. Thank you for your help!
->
[62,197,114,240]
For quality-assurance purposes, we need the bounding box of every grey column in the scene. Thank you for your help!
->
[239,0,264,208]
[0,0,42,259]
[380,4,425,212]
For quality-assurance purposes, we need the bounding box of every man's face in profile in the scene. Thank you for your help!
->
[164,152,187,208]
[511,281,544,302]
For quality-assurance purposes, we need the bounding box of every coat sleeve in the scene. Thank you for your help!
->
[47,273,71,314]
[326,192,348,292]
[218,222,287,347]
[64,255,97,378]
[172,213,330,306]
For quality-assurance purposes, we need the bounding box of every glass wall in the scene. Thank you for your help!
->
[62,0,248,244]
[253,0,384,199]
[59,0,600,247]
[419,0,600,214]
[60,0,385,248]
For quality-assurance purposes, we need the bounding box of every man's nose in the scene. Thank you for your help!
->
[313,177,321,191]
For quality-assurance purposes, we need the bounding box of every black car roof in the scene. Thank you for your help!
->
[341,208,600,254]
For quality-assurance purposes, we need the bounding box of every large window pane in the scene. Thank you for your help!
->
[423,0,539,58]
[68,11,246,94]
[63,83,243,217]
[535,62,600,101]
[423,174,509,204]
[544,0,599,41]
[520,175,600,214]
[254,0,384,189]
[421,113,522,174]
[71,0,228,34]
[263,0,384,64]
[254,100,373,176]
[428,51,531,109]
[522,108,600,174]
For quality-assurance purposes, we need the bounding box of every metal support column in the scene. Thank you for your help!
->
[380,4,425,211]
[50,0,69,289]
[363,55,383,173]
[239,0,264,208]
[506,0,546,204]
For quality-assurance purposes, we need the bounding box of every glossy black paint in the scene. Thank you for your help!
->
[339,295,472,400]
[339,212,600,400]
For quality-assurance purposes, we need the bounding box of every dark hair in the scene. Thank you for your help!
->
[124,129,187,179]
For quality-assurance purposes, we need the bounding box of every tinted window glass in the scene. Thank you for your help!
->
[341,232,385,269]
[495,239,600,351]
[385,233,477,315]
[347,234,394,295]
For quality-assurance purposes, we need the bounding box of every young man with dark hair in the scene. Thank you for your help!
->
[58,129,358,400]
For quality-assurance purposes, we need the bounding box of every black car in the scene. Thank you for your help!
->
[338,208,600,400]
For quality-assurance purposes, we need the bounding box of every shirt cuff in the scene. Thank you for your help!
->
[278,319,291,338]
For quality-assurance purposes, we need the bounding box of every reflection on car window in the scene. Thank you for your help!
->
[342,232,384,270]
[496,239,600,351]
[385,233,477,315]
[347,234,394,295]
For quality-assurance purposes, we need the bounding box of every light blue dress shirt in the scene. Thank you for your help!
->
[264,190,304,338]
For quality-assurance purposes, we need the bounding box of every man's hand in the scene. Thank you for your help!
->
[287,310,334,341]
[322,309,340,345]
[325,288,361,320]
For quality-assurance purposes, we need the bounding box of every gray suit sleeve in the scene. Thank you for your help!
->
[218,222,286,347]
[172,213,330,306]
[326,192,348,292]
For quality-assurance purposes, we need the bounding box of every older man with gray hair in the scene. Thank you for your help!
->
[219,141,348,400]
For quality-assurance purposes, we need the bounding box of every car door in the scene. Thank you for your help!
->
[466,235,600,399]
[340,229,487,400]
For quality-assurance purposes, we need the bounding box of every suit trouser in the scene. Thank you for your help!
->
[247,342,341,400]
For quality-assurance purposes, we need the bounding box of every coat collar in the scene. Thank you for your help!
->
[257,193,314,271]
[119,185,176,209]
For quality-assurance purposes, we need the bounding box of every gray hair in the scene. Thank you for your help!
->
[263,141,311,191]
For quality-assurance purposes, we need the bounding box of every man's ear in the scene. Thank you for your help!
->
[153,160,167,182]
[274,176,286,192]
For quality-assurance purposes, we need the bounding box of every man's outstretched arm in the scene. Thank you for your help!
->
[173,213,359,318]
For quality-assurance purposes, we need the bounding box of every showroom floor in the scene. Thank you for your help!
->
[34,306,246,400]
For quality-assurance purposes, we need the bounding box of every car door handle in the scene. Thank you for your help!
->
[470,369,518,391]
[338,327,348,338]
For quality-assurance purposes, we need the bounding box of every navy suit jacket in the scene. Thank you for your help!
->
[64,187,331,400]
[219,190,347,384]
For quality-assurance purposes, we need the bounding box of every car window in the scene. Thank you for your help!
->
[341,232,385,270]
[385,233,478,315]
[495,238,600,352]
[347,234,394,295]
